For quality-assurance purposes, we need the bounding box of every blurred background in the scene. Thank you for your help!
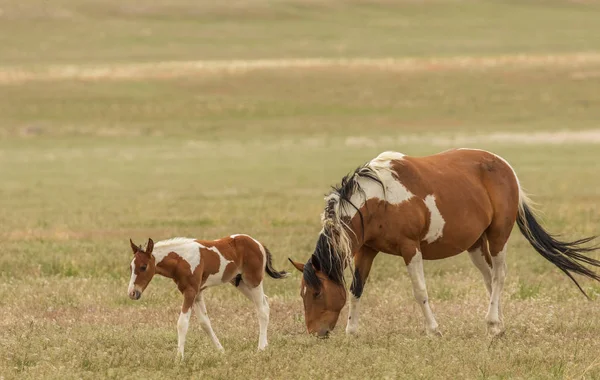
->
[1,1,600,379]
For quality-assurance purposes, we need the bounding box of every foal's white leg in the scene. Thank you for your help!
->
[177,308,192,360]
[405,249,441,336]
[468,246,493,296]
[486,244,507,336]
[237,281,270,350]
[193,293,224,352]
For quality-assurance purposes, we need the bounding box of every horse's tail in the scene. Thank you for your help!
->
[516,187,600,298]
[264,247,288,279]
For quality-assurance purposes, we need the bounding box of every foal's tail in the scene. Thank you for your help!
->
[516,189,600,298]
[264,247,288,279]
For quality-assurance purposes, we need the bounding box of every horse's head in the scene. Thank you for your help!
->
[289,255,347,338]
[127,238,156,300]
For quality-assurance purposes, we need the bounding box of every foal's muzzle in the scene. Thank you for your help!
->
[129,289,141,300]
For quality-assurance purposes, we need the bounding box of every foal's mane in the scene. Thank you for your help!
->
[154,237,196,248]
[304,164,385,290]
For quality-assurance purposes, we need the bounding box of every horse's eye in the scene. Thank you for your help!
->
[140,265,147,272]
[313,291,322,299]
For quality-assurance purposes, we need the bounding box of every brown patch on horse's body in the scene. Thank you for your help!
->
[350,149,519,263]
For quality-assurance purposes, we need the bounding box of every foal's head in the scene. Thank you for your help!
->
[127,238,155,300]
[289,255,347,337]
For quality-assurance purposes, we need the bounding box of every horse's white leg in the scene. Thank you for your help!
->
[237,281,270,350]
[404,248,441,336]
[485,243,507,336]
[346,246,378,335]
[468,246,493,296]
[193,293,224,352]
[346,295,361,335]
[177,308,192,360]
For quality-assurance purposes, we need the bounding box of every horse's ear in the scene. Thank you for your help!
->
[311,254,322,272]
[130,239,138,255]
[288,258,304,273]
[146,238,154,255]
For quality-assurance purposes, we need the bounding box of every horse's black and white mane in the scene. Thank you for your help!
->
[303,164,385,290]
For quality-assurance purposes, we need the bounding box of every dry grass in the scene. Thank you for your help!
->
[2,53,600,84]
[1,139,600,379]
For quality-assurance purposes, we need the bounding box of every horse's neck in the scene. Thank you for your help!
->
[346,214,366,257]
[153,251,179,279]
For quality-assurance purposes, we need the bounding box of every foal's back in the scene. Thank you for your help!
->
[196,234,268,288]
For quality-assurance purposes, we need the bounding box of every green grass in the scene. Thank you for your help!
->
[2,0,600,379]
[2,0,600,65]
[3,65,600,139]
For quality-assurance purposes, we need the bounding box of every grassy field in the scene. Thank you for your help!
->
[2,1,600,379]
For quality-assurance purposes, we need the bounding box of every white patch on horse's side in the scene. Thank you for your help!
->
[422,194,445,244]
[341,151,414,220]
[203,245,233,287]
[127,259,137,294]
[153,237,202,273]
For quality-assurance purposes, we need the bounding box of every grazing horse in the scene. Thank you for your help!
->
[289,149,600,337]
[127,235,287,358]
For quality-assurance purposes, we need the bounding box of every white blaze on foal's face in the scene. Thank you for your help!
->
[127,259,137,296]
[127,238,156,300]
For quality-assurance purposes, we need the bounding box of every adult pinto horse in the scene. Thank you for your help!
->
[289,149,600,337]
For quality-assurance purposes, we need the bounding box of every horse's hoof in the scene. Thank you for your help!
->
[487,322,504,337]
[426,328,443,337]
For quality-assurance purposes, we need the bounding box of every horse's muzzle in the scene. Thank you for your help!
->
[129,289,141,300]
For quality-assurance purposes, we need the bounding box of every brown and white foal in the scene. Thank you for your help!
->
[127,235,287,358]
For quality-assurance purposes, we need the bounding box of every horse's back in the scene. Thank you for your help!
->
[394,148,518,201]
[378,149,520,257]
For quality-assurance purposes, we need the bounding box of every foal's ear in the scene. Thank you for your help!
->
[288,258,304,273]
[146,238,154,255]
[130,239,138,254]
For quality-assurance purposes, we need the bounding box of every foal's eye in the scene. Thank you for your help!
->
[140,265,147,272]
[313,291,322,300]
